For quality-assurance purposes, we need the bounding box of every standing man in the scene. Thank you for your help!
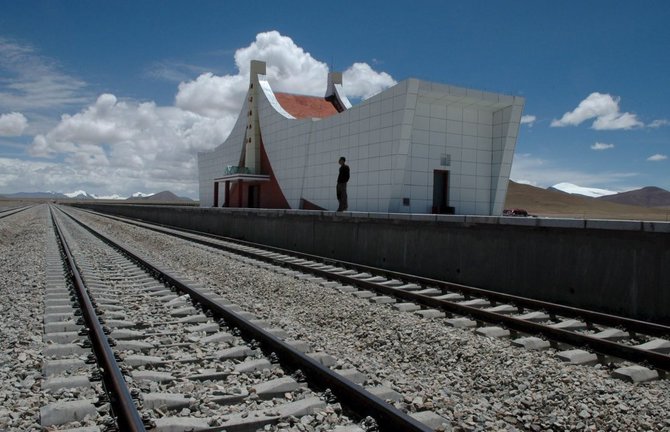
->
[336,156,350,211]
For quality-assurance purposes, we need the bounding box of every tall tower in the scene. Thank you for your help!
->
[244,60,266,174]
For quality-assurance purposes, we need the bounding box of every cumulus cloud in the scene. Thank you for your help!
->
[0,112,28,136]
[342,63,396,99]
[591,142,614,151]
[647,154,667,161]
[176,31,396,118]
[520,115,536,126]
[28,93,233,196]
[551,92,643,130]
[11,31,397,197]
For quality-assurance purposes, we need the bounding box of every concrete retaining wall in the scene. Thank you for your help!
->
[73,204,670,324]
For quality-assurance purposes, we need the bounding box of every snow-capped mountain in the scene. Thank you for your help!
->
[549,182,618,198]
[96,194,125,200]
[64,190,97,199]
[2,188,194,202]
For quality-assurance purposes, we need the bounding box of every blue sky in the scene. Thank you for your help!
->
[0,1,668,198]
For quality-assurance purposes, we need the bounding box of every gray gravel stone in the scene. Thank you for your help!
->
[38,207,670,432]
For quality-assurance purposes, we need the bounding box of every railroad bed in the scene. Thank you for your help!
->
[1,204,669,431]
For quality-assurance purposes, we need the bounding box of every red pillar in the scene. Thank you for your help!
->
[237,180,243,207]
[224,181,230,207]
[213,182,219,207]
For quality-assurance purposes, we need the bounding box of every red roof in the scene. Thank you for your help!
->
[274,92,339,119]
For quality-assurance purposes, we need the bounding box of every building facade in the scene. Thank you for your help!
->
[198,60,524,215]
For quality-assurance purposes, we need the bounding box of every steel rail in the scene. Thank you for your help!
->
[82,208,670,371]
[49,207,146,432]
[302,266,670,372]
[77,208,670,338]
[59,207,433,432]
[0,205,33,219]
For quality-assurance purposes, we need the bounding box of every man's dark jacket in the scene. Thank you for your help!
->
[337,165,350,183]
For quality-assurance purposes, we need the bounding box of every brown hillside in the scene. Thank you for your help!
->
[504,181,670,221]
[597,186,670,207]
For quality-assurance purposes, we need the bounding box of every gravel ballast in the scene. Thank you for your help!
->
[2,206,669,431]
[1,206,47,431]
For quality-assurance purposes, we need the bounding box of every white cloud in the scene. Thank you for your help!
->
[648,119,669,128]
[27,93,233,196]
[520,115,536,126]
[175,31,396,118]
[647,154,667,162]
[551,92,643,130]
[0,112,28,136]
[591,142,614,151]
[510,153,638,189]
[342,63,396,99]
[6,31,397,198]
[0,37,88,111]
[175,73,247,118]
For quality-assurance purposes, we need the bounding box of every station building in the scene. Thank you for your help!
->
[198,60,524,215]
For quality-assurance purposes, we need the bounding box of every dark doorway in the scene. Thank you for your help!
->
[432,170,454,214]
[248,185,260,208]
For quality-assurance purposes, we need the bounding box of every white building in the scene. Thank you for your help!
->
[198,60,524,215]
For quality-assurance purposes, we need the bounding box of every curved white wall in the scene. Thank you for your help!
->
[198,74,524,215]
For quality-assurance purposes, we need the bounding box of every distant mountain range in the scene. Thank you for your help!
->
[548,182,618,198]
[596,186,670,208]
[548,182,670,207]
[0,190,193,202]
[506,181,670,220]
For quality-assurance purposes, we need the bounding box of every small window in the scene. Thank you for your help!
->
[402,198,410,206]
[440,153,451,166]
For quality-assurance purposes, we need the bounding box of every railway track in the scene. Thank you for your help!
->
[0,204,33,219]
[67,206,670,381]
[43,206,435,431]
